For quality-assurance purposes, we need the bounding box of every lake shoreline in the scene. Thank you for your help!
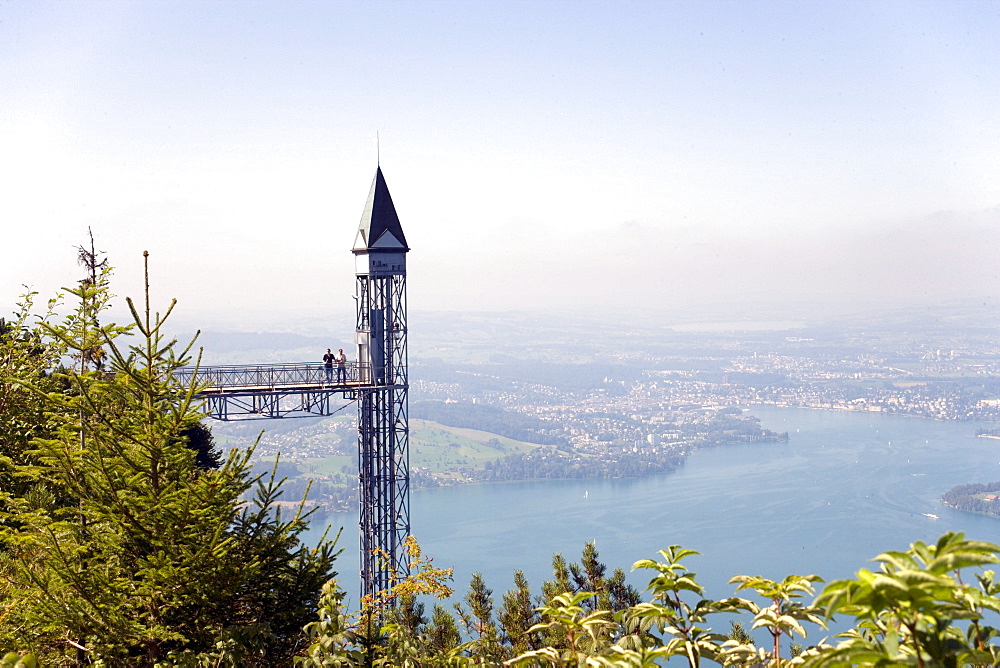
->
[308,407,1000,608]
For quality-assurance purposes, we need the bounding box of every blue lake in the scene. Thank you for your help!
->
[305,407,1000,609]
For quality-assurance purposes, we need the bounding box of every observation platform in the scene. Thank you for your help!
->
[176,362,393,420]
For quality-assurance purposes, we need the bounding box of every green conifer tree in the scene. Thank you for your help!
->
[425,603,462,655]
[498,570,540,655]
[455,572,503,662]
[0,293,66,541]
[1,252,338,665]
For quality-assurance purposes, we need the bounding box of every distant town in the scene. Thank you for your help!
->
[205,303,1000,512]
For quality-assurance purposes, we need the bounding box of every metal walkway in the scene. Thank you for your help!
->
[178,362,385,420]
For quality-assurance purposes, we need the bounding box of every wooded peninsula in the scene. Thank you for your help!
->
[942,480,1000,516]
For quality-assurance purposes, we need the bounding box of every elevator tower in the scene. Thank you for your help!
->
[353,167,410,598]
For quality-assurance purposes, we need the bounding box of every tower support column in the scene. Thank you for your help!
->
[353,167,410,599]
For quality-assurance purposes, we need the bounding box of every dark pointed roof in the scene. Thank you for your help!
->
[354,167,409,253]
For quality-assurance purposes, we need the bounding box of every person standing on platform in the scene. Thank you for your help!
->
[323,348,335,382]
[335,348,347,383]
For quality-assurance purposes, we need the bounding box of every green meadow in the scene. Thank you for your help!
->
[276,419,542,489]
[409,418,540,470]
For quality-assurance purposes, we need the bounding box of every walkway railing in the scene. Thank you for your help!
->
[176,361,370,392]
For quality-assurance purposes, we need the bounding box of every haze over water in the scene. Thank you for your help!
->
[311,407,1000,609]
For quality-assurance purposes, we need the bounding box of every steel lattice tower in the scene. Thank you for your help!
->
[352,167,410,598]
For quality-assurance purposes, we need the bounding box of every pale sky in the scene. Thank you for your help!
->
[2,0,998,329]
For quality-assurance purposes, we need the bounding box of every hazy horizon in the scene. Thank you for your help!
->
[3,1,998,324]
